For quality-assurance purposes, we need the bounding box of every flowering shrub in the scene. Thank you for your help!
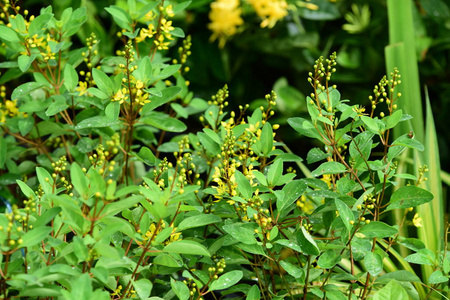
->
[0,1,448,300]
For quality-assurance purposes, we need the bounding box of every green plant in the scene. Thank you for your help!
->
[0,1,448,299]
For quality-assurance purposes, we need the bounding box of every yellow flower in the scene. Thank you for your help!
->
[248,0,288,28]
[113,88,129,104]
[412,213,422,228]
[76,81,88,96]
[296,195,314,214]
[208,0,243,48]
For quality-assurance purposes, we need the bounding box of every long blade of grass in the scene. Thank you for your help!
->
[417,86,444,262]
[385,0,424,142]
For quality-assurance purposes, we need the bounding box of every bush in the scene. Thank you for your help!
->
[0,1,446,299]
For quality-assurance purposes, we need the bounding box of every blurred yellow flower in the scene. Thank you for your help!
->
[208,0,244,48]
[248,0,288,28]
[412,213,422,228]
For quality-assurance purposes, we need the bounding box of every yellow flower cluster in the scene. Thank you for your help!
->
[0,87,27,123]
[137,4,175,50]
[208,0,243,48]
[248,0,289,28]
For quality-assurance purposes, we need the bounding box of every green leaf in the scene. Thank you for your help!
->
[260,122,273,156]
[28,13,53,36]
[209,270,243,291]
[18,54,36,72]
[105,6,132,31]
[235,170,252,199]
[11,82,44,100]
[223,223,257,245]
[307,148,331,164]
[69,273,92,300]
[92,68,113,95]
[0,136,6,168]
[16,180,35,198]
[135,147,156,166]
[361,116,381,133]
[287,117,322,139]
[311,161,347,177]
[246,285,261,300]
[317,250,341,269]
[163,240,211,257]
[297,226,319,256]
[267,159,283,187]
[105,102,120,121]
[171,279,189,300]
[75,116,120,130]
[133,278,153,299]
[18,117,34,136]
[373,279,408,300]
[142,112,187,132]
[71,162,89,197]
[20,226,53,248]
[64,63,78,91]
[428,270,448,284]
[358,221,397,239]
[197,132,220,156]
[19,288,61,297]
[376,270,421,283]
[405,249,435,266]
[392,133,424,151]
[279,261,304,278]
[177,214,222,231]
[34,207,61,227]
[0,25,20,43]
[103,195,143,217]
[386,186,433,211]
[154,253,183,267]
[36,167,53,194]
[45,95,68,116]
[154,64,181,81]
[144,86,182,112]
[278,180,306,214]
[335,199,354,234]
[365,252,383,276]
[385,109,403,129]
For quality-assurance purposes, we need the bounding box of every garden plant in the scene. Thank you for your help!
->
[0,0,449,299]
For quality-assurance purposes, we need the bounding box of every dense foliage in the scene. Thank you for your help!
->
[0,0,448,299]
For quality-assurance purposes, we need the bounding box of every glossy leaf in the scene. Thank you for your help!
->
[358,221,397,239]
[365,252,383,276]
[386,186,433,211]
[297,226,319,256]
[223,223,257,245]
[209,270,243,291]
[311,161,347,177]
[163,240,211,257]
[177,214,222,231]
